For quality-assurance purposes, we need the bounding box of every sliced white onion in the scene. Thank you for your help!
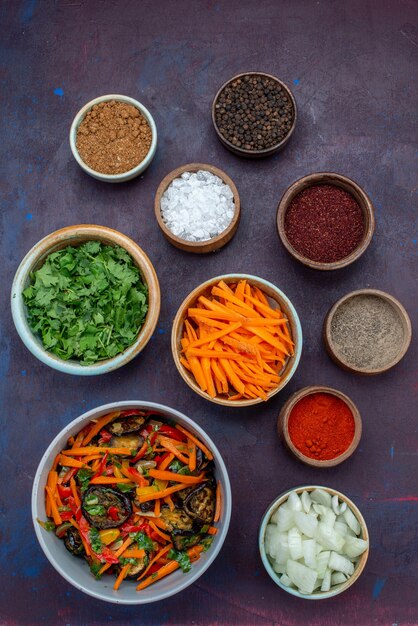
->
[288,527,303,560]
[321,569,331,592]
[343,507,361,535]
[302,539,317,569]
[286,559,318,594]
[328,551,355,576]
[288,491,303,512]
[301,490,312,513]
[344,536,369,558]
[311,489,332,508]
[316,522,346,552]
[331,572,347,585]
[266,489,368,596]
[294,511,318,538]
[271,505,294,532]
[316,550,330,579]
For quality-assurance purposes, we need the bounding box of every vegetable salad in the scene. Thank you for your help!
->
[39,409,221,591]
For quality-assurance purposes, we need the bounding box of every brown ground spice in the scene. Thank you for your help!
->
[76,100,152,175]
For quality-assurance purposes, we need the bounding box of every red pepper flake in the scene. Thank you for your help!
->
[284,184,364,263]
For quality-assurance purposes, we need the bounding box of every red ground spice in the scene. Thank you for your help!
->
[284,184,364,263]
[288,392,355,460]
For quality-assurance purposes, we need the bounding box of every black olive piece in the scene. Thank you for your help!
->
[109,433,143,452]
[64,527,85,557]
[184,482,216,526]
[107,413,148,436]
[82,486,132,529]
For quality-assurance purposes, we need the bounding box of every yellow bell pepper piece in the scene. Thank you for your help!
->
[99,528,120,546]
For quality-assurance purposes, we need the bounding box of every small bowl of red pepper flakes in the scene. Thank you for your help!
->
[276,172,375,270]
[278,386,362,467]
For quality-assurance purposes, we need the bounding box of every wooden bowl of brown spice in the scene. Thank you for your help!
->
[70,94,157,183]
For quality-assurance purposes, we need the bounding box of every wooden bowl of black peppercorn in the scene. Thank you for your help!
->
[212,72,297,158]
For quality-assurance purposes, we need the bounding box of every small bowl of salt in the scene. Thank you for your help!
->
[154,163,241,253]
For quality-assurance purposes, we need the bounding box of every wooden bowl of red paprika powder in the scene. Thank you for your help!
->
[276,173,375,270]
[278,386,362,467]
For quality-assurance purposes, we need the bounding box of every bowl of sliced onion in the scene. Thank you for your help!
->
[259,486,369,599]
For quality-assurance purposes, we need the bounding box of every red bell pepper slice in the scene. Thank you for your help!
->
[98,429,112,444]
[107,506,120,522]
[58,485,72,499]
[158,425,187,442]
[91,451,108,480]
[62,467,78,484]
[78,516,119,565]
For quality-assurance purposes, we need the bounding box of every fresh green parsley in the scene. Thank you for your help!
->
[22,241,148,365]
[168,549,192,573]
[129,531,154,552]
[116,482,135,493]
[89,527,103,554]
[77,468,94,493]
[89,561,103,579]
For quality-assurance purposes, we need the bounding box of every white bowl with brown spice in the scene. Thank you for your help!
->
[70,94,157,183]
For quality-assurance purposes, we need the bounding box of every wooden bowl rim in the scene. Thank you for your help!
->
[211,72,297,156]
[259,485,369,599]
[276,172,375,270]
[323,288,412,374]
[277,385,362,467]
[11,224,161,374]
[171,273,302,407]
[154,163,241,253]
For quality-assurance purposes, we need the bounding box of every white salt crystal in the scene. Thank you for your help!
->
[160,170,235,242]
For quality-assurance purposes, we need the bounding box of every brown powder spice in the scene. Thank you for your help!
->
[76,100,152,175]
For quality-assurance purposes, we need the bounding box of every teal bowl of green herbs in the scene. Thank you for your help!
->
[11,225,161,375]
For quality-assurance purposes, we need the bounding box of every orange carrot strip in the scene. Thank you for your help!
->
[198,296,245,320]
[211,359,229,394]
[121,548,146,559]
[82,411,121,446]
[180,356,192,372]
[46,471,58,517]
[235,279,247,301]
[212,285,255,314]
[136,544,173,582]
[184,319,198,342]
[207,526,218,535]
[245,326,290,355]
[70,477,81,508]
[148,520,171,542]
[72,429,86,449]
[228,393,243,401]
[138,482,191,503]
[159,453,175,471]
[148,469,204,484]
[201,357,216,398]
[154,498,161,518]
[99,538,133,575]
[152,517,168,530]
[219,358,246,395]
[120,466,149,487]
[62,446,132,456]
[137,561,179,590]
[188,322,242,348]
[90,477,133,484]
[186,348,252,362]
[164,495,175,511]
[58,454,85,469]
[175,425,214,461]
[82,454,104,464]
[214,481,222,522]
[45,486,62,525]
[51,455,60,471]
[114,564,130,591]
[158,437,189,464]
[188,440,196,472]
[243,292,282,318]
[253,286,269,305]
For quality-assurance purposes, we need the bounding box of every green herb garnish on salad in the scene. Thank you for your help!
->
[22,241,148,365]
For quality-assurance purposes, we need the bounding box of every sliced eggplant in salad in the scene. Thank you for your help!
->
[82,486,132,529]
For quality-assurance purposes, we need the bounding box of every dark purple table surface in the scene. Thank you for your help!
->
[1,1,417,624]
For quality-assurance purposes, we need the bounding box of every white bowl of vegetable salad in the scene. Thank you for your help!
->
[11,225,160,375]
[259,486,369,599]
[32,401,232,604]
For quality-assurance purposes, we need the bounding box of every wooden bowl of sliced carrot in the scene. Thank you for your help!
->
[171,274,303,407]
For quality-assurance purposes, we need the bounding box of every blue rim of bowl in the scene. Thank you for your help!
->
[258,485,369,600]
[31,401,232,604]
[69,94,157,182]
